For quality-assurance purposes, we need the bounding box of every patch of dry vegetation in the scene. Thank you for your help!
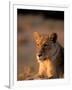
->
[17,65,36,80]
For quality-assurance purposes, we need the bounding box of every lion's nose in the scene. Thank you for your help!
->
[38,54,42,57]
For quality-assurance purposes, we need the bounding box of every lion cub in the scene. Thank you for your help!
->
[33,32,64,79]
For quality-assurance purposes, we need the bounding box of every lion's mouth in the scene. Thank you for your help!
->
[37,55,47,61]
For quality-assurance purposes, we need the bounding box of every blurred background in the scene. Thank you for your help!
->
[17,9,64,80]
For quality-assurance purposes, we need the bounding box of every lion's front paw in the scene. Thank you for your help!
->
[38,75,45,78]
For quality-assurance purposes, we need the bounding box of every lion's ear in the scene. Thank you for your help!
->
[33,32,43,47]
[49,33,57,43]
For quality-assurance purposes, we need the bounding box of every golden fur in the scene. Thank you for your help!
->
[33,32,64,79]
[37,59,57,78]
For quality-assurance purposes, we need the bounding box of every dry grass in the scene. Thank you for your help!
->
[17,65,36,80]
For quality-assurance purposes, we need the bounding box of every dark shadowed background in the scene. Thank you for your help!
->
[17,9,64,80]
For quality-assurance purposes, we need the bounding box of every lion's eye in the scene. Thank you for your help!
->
[44,44,48,47]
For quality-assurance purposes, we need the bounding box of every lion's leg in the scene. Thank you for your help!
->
[38,62,46,78]
[46,60,58,79]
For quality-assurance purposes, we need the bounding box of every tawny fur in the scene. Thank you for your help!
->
[37,59,57,78]
[33,32,64,79]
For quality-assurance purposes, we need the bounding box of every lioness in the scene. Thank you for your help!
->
[33,32,64,79]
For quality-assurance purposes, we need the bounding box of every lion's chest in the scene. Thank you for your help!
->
[38,59,56,77]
